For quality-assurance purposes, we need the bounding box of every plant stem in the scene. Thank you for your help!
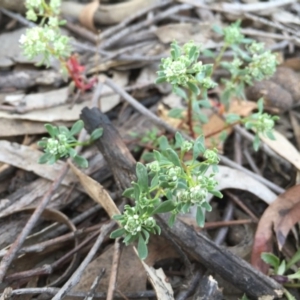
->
[213,43,228,73]
[187,92,196,139]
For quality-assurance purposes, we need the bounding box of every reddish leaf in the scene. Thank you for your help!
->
[251,184,300,274]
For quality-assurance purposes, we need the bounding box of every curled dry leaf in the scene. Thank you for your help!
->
[79,0,100,32]
[271,67,300,103]
[259,129,300,170]
[251,184,300,274]
[246,80,293,110]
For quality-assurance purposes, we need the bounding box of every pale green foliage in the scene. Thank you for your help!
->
[38,120,103,168]
[20,0,71,66]
[262,250,300,300]
[157,41,216,98]
[110,133,222,259]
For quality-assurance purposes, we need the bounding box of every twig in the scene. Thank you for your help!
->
[99,3,192,49]
[175,269,202,300]
[0,165,69,282]
[5,229,100,283]
[3,287,155,299]
[84,269,106,300]
[100,0,172,40]
[213,131,241,245]
[225,191,259,222]
[52,221,115,300]
[0,224,101,259]
[103,76,284,194]
[106,239,122,300]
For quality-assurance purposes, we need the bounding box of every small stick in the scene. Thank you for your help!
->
[0,164,69,282]
[106,239,122,300]
[52,221,115,300]
[99,3,192,49]
[225,191,259,222]
[4,287,156,299]
[84,269,106,300]
[100,0,172,40]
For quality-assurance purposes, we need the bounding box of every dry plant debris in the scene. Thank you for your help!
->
[0,0,300,299]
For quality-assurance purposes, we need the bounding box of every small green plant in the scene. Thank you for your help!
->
[226,98,279,150]
[262,251,300,300]
[38,120,103,168]
[110,132,222,259]
[156,21,279,150]
[20,0,71,67]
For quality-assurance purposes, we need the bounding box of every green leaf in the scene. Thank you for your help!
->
[122,187,134,198]
[37,140,47,148]
[175,132,184,148]
[209,190,223,198]
[133,182,140,201]
[152,200,176,214]
[257,98,264,113]
[198,99,211,108]
[110,228,126,239]
[68,148,77,158]
[187,81,200,95]
[253,135,260,151]
[188,45,197,60]
[38,152,53,164]
[158,136,170,151]
[168,214,176,227]
[226,113,241,124]
[196,207,205,227]
[261,253,280,269]
[112,214,124,221]
[166,148,181,167]
[58,125,70,135]
[136,162,148,190]
[202,49,215,58]
[155,76,167,84]
[45,124,58,138]
[171,42,181,60]
[201,201,212,212]
[287,248,300,270]
[138,235,148,260]
[287,269,300,280]
[70,120,84,136]
[193,135,205,159]
[168,108,184,119]
[212,24,223,35]
[73,155,89,168]
[172,86,187,99]
[277,259,286,275]
[90,128,103,141]
[142,229,150,244]
[265,131,275,140]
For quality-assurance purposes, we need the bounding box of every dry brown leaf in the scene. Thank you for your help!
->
[259,129,300,170]
[67,235,177,300]
[79,0,99,32]
[0,140,76,186]
[68,161,119,218]
[203,113,231,151]
[228,99,257,117]
[246,80,294,110]
[282,58,300,71]
[251,185,300,274]
[208,166,277,205]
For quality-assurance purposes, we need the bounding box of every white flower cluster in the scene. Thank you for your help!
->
[223,23,244,45]
[255,113,276,133]
[177,185,208,205]
[20,0,71,65]
[247,51,277,81]
[46,135,68,156]
[123,207,156,236]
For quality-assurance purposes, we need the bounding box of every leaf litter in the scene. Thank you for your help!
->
[0,0,300,299]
